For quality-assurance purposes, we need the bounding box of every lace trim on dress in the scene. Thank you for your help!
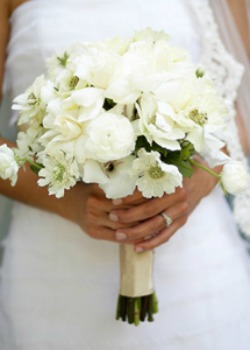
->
[191,0,250,237]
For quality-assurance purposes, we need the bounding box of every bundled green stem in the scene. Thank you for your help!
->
[116,292,158,326]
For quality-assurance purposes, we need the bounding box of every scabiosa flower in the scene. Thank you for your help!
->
[38,151,80,198]
[133,149,182,198]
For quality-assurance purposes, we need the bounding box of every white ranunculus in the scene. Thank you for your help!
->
[133,149,183,198]
[75,48,122,89]
[0,145,19,186]
[105,41,162,103]
[82,156,137,199]
[137,93,184,150]
[154,71,195,111]
[85,112,136,162]
[221,160,249,195]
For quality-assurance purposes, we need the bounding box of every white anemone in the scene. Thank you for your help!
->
[133,149,183,198]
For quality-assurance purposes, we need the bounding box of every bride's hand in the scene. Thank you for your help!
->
[109,164,220,251]
[109,187,189,250]
[61,182,137,242]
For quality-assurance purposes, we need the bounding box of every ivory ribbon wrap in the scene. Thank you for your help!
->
[119,244,154,297]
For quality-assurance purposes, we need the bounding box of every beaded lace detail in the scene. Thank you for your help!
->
[191,0,250,237]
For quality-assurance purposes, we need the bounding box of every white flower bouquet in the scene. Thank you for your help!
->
[0,28,248,325]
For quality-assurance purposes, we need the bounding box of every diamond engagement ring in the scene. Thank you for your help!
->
[161,212,173,227]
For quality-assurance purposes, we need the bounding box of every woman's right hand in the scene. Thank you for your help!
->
[61,182,137,242]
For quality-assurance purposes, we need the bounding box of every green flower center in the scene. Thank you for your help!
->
[148,165,164,179]
[53,163,66,183]
[189,109,207,126]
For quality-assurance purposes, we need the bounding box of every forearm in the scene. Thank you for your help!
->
[0,0,10,101]
[235,109,250,155]
[227,0,250,59]
[0,137,66,218]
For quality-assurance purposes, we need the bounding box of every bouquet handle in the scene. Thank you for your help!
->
[116,244,158,325]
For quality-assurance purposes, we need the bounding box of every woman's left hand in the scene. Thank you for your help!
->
[109,187,189,251]
[109,162,220,251]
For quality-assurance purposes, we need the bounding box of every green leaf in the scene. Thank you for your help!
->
[176,160,194,177]
[151,142,168,158]
[135,136,151,153]
[179,141,195,160]
[30,163,43,175]
[161,147,194,177]
[103,98,116,111]
[57,52,69,67]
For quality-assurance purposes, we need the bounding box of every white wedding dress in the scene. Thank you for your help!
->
[1,0,250,349]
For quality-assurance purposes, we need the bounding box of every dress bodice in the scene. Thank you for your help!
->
[3,0,201,99]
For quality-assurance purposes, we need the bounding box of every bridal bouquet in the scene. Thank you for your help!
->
[0,28,248,325]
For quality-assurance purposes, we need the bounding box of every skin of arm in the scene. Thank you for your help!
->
[0,0,10,101]
[227,0,250,60]
[0,0,246,251]
[227,0,250,154]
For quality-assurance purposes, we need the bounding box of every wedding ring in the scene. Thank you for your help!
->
[161,212,173,227]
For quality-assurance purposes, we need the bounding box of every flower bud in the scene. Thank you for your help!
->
[221,160,248,195]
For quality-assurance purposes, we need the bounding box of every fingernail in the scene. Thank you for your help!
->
[113,199,123,205]
[135,247,144,253]
[116,232,127,240]
[109,213,118,222]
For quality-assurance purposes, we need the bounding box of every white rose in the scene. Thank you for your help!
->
[85,112,135,162]
[221,160,249,195]
[0,144,19,186]
[137,93,184,150]
[75,48,121,89]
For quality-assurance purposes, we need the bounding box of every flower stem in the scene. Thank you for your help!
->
[116,293,158,326]
[190,158,221,179]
